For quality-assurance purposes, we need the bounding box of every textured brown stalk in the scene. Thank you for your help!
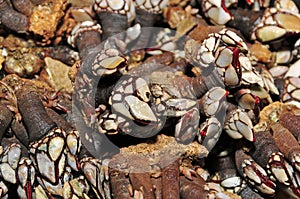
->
[16,88,57,142]
[161,158,180,199]
[238,185,264,199]
[249,130,279,167]
[227,8,264,40]
[97,12,128,40]
[11,119,29,146]
[271,123,300,164]
[46,108,73,132]
[75,30,101,58]
[44,46,79,66]
[179,175,208,199]
[279,111,300,142]
[29,0,46,5]
[235,149,252,177]
[0,104,13,140]
[109,154,133,199]
[11,0,33,16]
[128,155,155,199]
[132,9,161,50]
[190,70,224,98]
[151,176,162,199]
[143,51,174,65]
[213,154,237,181]
[0,0,29,33]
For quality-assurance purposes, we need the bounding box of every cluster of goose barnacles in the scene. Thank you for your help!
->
[1,0,300,198]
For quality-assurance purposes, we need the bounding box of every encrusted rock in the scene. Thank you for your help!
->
[4,48,44,77]
[29,0,68,45]
[120,134,208,167]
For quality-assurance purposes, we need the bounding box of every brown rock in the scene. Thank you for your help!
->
[29,0,68,45]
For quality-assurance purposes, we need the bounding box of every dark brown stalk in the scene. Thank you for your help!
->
[0,23,8,35]
[73,69,120,158]
[43,46,79,66]
[227,8,264,40]
[0,0,29,33]
[151,176,162,199]
[135,9,160,28]
[174,70,222,99]
[78,145,93,160]
[74,29,102,58]
[11,0,33,16]
[29,0,46,5]
[179,175,208,199]
[143,51,174,65]
[16,88,57,142]
[0,104,13,141]
[132,9,161,50]
[46,108,73,132]
[270,123,300,165]
[11,119,29,146]
[238,186,265,199]
[95,73,122,105]
[161,157,180,199]
[235,149,252,177]
[128,155,155,199]
[97,12,128,40]
[108,153,133,199]
[279,110,300,142]
[249,130,279,167]
[213,154,237,181]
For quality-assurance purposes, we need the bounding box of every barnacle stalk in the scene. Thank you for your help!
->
[132,0,168,50]
[160,156,180,199]
[93,0,135,40]
[108,154,133,198]
[11,0,34,16]
[0,0,29,33]
[68,21,102,58]
[238,185,265,199]
[128,155,155,199]
[16,87,57,142]
[279,109,300,142]
[0,104,13,141]
[227,7,264,40]
[271,123,300,173]
[179,174,208,199]
[171,70,223,99]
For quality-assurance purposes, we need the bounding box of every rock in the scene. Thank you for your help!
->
[29,0,68,45]
[41,57,73,93]
[4,48,44,77]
